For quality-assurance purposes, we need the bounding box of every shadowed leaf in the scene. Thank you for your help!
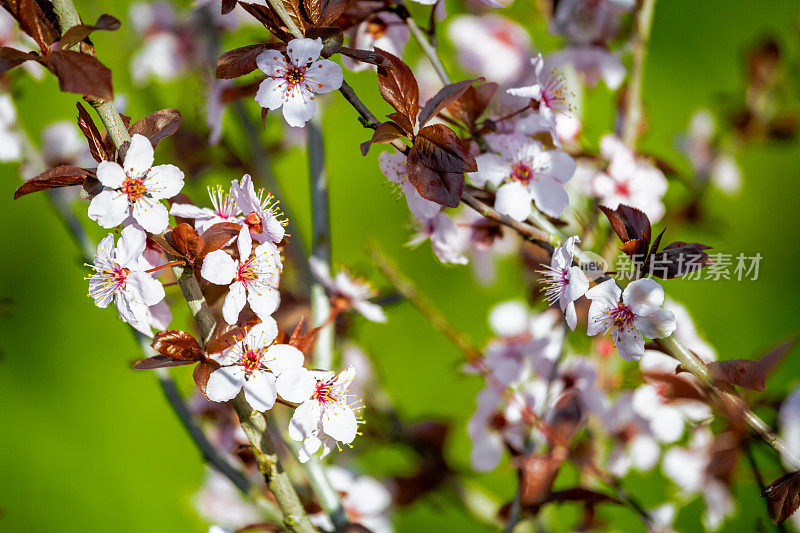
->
[44,50,113,100]
[129,109,182,148]
[762,471,800,524]
[418,77,482,128]
[58,13,120,49]
[216,43,280,79]
[14,165,93,199]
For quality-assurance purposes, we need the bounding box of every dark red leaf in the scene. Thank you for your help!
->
[58,14,120,49]
[360,121,408,156]
[646,242,713,279]
[14,165,93,199]
[418,77,483,128]
[44,50,113,100]
[5,0,60,52]
[287,318,321,355]
[446,81,498,128]
[0,46,36,74]
[375,47,419,124]
[151,329,205,360]
[548,488,622,506]
[386,112,415,136]
[598,204,652,260]
[516,453,563,506]
[221,0,237,15]
[129,109,182,148]
[216,43,280,79]
[406,151,464,208]
[413,124,477,173]
[193,358,221,399]
[169,223,205,264]
[762,471,800,524]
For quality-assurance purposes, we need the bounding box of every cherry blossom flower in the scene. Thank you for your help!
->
[288,366,361,462]
[538,235,589,330]
[205,317,315,411]
[779,388,800,469]
[194,470,261,529]
[604,392,661,477]
[88,133,185,233]
[201,227,282,325]
[679,110,741,194]
[585,278,676,361]
[40,121,94,167]
[448,15,533,85]
[470,133,576,219]
[230,174,285,244]
[310,467,392,533]
[407,212,467,265]
[309,257,386,323]
[550,0,634,45]
[508,55,574,123]
[0,94,22,162]
[129,2,192,84]
[591,134,667,222]
[170,185,243,233]
[255,37,343,127]
[343,12,408,73]
[87,225,166,336]
[379,150,440,220]
[547,46,625,90]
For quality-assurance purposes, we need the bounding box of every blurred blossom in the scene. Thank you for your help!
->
[547,46,625,90]
[453,209,516,285]
[130,2,193,84]
[0,94,23,162]
[779,388,800,468]
[591,134,668,222]
[678,110,742,194]
[343,12,409,72]
[605,392,660,477]
[310,466,393,533]
[408,212,468,265]
[448,15,533,85]
[194,470,260,529]
[550,0,634,45]
[40,122,94,167]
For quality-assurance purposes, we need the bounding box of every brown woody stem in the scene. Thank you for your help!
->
[338,81,381,129]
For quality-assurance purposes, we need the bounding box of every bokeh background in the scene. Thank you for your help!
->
[1,0,800,531]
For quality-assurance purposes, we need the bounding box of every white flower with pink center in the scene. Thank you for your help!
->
[508,54,573,121]
[309,257,387,323]
[470,133,576,220]
[205,317,316,411]
[87,225,166,336]
[591,134,668,222]
[585,278,676,361]
[231,174,286,244]
[201,226,282,325]
[379,150,440,220]
[288,366,361,463]
[538,235,589,330]
[255,37,343,128]
[170,185,243,233]
[88,134,185,233]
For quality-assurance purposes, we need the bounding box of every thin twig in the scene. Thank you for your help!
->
[461,185,553,249]
[404,11,450,85]
[338,81,381,129]
[620,0,657,148]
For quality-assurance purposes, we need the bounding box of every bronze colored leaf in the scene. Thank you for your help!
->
[201,221,243,258]
[169,223,204,264]
[413,124,477,173]
[151,329,205,360]
[4,0,60,52]
[360,121,408,156]
[446,81,498,129]
[132,354,196,369]
[129,109,182,148]
[375,47,419,124]
[194,358,221,399]
[44,50,113,100]
[14,165,93,199]
[707,339,796,392]
[516,453,563,507]
[287,318,321,355]
[762,471,800,524]
[418,77,483,128]
[58,14,120,49]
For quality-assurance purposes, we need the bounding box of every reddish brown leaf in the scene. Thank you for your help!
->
[418,77,483,128]
[133,354,196,369]
[14,165,93,199]
[206,313,260,354]
[406,152,463,208]
[58,14,120,49]
[129,109,182,149]
[44,50,113,100]
[706,430,743,484]
[375,47,419,124]
[446,81,498,128]
[216,43,280,79]
[707,339,796,392]
[287,318,322,355]
[278,0,307,33]
[201,221,242,258]
[149,232,181,258]
[169,223,205,264]
[237,3,292,41]
[386,111,414,136]
[221,0,237,14]
[5,0,60,52]
[646,241,713,279]
[516,453,562,506]
[762,471,800,524]
[194,358,221,399]
[338,47,390,68]
[360,121,408,156]
[76,101,109,162]
[0,46,36,74]
[151,330,205,361]
[642,371,708,403]
[406,124,475,208]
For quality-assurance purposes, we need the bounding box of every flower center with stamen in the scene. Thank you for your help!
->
[541,70,572,115]
[609,304,635,331]
[240,349,262,373]
[538,265,569,305]
[121,177,146,201]
[615,181,630,196]
[286,66,305,87]
[366,19,388,39]
[510,161,534,185]
[313,380,338,404]
[244,212,263,234]
[237,259,258,283]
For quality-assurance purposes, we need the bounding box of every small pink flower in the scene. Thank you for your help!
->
[309,258,386,323]
[255,37,343,127]
[538,235,589,330]
[201,226,282,325]
[230,174,286,244]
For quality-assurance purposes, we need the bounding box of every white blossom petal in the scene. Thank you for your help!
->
[206,366,247,402]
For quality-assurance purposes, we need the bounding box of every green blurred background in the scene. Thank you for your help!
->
[1,0,800,531]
